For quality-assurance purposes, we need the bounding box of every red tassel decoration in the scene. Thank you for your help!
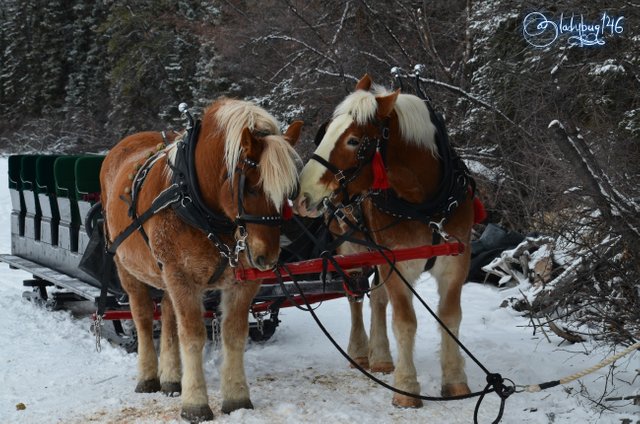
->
[371,149,390,190]
[282,200,293,220]
[473,196,487,224]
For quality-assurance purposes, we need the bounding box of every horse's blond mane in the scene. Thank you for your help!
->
[164,98,300,210]
[333,84,437,154]
[214,99,300,210]
[213,99,299,210]
[259,134,301,210]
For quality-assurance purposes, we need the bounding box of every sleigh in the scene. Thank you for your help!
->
[1,153,464,351]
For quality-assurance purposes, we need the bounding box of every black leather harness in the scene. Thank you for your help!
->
[369,104,474,224]
[107,119,284,271]
[312,101,474,228]
[310,101,475,272]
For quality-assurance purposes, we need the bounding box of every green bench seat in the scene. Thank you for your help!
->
[75,155,105,253]
[20,155,42,240]
[8,155,25,237]
[36,156,61,245]
[54,156,82,252]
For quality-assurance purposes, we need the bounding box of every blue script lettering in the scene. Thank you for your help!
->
[523,11,624,48]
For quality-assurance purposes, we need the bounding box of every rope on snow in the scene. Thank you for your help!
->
[521,341,640,393]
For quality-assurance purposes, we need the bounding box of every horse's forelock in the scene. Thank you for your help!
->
[260,135,301,211]
[211,99,299,210]
[331,84,437,153]
[333,89,377,125]
[211,99,281,176]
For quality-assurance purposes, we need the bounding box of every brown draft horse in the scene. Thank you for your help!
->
[294,75,475,407]
[100,98,301,422]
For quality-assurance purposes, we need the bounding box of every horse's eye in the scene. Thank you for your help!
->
[346,138,360,146]
[246,185,258,196]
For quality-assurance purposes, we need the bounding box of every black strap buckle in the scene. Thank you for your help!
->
[333,203,354,222]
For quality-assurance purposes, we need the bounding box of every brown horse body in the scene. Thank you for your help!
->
[100,98,301,422]
[295,75,475,407]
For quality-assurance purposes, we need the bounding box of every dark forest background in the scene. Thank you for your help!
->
[1,1,639,346]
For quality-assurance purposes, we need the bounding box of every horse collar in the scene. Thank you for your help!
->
[170,120,237,239]
[369,103,474,225]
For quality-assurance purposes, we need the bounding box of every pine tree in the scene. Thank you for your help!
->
[63,0,110,134]
[100,1,204,135]
[0,1,31,126]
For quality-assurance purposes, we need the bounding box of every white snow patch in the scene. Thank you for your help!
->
[589,60,626,76]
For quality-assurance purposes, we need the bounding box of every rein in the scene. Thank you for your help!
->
[274,207,514,424]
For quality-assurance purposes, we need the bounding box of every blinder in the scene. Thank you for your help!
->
[313,120,329,146]
[234,158,286,227]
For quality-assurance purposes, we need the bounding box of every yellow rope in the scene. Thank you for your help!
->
[524,341,640,393]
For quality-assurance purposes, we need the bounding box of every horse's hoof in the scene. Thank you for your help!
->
[161,381,182,397]
[135,378,161,393]
[349,356,369,370]
[370,361,395,374]
[441,383,471,397]
[221,398,254,414]
[392,394,423,409]
[180,404,214,423]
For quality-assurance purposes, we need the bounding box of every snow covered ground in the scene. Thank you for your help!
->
[0,156,637,424]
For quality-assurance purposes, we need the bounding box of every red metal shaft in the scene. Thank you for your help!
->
[235,242,465,281]
[94,293,346,321]
[251,293,345,313]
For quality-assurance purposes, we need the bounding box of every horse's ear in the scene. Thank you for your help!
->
[376,89,400,119]
[240,127,256,156]
[283,120,303,147]
[355,74,372,91]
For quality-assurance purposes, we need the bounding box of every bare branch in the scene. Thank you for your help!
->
[270,51,306,82]
[547,320,587,344]
[314,68,358,83]
[331,1,351,46]
[256,35,337,64]
[360,51,393,68]
[282,0,330,46]
[358,0,412,62]
[417,76,535,139]
[461,0,473,81]
[417,8,452,82]
[548,121,640,239]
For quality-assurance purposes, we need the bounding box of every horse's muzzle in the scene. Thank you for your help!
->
[252,254,277,271]
[294,193,323,218]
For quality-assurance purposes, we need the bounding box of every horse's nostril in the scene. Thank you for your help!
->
[255,255,266,268]
[302,193,315,211]
[297,194,308,210]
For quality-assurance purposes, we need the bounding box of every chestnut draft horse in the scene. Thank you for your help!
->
[295,75,477,407]
[100,98,301,422]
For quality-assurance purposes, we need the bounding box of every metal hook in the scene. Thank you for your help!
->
[411,64,431,102]
[390,66,405,91]
[178,102,194,130]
